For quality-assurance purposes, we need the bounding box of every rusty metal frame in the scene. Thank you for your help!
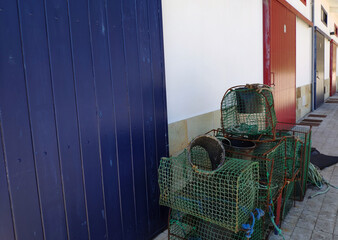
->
[166,123,311,239]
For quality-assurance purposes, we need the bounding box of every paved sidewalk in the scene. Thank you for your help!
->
[154,96,338,240]
[270,96,338,240]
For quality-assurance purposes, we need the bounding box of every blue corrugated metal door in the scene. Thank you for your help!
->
[0,0,168,239]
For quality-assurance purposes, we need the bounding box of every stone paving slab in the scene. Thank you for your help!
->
[153,96,338,240]
[268,97,338,240]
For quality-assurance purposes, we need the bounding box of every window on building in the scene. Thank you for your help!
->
[321,6,328,26]
[300,0,306,6]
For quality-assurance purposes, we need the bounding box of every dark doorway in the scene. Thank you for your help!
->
[315,30,325,108]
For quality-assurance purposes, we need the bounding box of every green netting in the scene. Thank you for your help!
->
[221,84,277,137]
[281,180,294,220]
[258,139,286,204]
[168,209,265,240]
[159,84,313,239]
[284,137,303,179]
[158,149,259,233]
[275,123,312,200]
[215,137,287,208]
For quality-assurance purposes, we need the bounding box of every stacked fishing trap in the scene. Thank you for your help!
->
[158,84,312,239]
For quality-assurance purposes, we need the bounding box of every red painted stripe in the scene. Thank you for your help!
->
[263,0,271,86]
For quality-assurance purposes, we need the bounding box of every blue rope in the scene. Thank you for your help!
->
[255,208,264,220]
[241,209,264,239]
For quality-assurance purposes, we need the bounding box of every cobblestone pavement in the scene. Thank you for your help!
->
[154,96,338,240]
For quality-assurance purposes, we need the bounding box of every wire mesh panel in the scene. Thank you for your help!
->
[168,209,265,240]
[158,149,259,233]
[275,123,312,200]
[281,180,295,220]
[284,136,303,179]
[259,139,286,202]
[213,137,287,207]
[221,85,277,137]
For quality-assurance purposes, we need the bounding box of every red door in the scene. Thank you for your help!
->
[270,0,296,123]
[330,40,337,96]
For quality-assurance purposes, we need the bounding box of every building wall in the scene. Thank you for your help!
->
[296,84,312,120]
[285,0,312,120]
[325,39,331,80]
[324,38,331,99]
[329,13,338,43]
[296,18,312,119]
[329,14,338,96]
[315,0,331,35]
[162,0,263,125]
[286,0,312,20]
[163,0,337,155]
[168,110,221,156]
[296,18,312,88]
[315,0,336,101]
[162,0,264,155]
[336,46,338,90]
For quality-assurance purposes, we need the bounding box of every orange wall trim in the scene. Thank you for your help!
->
[275,0,313,27]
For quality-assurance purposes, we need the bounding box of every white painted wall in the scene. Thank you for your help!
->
[286,0,312,20]
[329,14,338,42]
[315,0,331,35]
[337,46,338,90]
[296,18,313,87]
[314,0,337,98]
[325,39,331,79]
[162,0,263,124]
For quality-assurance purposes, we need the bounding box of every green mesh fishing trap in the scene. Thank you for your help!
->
[168,209,265,240]
[281,179,295,221]
[221,84,277,137]
[284,136,303,179]
[257,139,286,205]
[158,136,259,233]
[210,133,287,209]
[275,123,312,200]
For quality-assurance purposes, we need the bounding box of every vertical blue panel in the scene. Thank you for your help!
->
[88,0,123,239]
[16,0,67,238]
[67,0,107,238]
[106,0,137,238]
[136,0,159,235]
[0,125,15,240]
[0,0,168,238]
[0,0,44,239]
[121,0,150,238]
[148,0,169,231]
[44,0,89,238]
